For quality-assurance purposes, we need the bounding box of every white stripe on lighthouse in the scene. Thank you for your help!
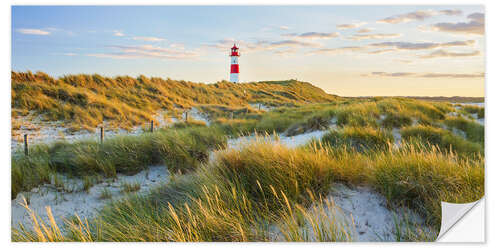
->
[230,73,239,83]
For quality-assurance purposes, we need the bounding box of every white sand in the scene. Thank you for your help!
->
[187,107,211,125]
[11,165,169,229]
[269,183,430,242]
[392,128,402,148]
[226,130,329,152]
[327,183,427,241]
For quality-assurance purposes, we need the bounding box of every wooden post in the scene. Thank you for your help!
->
[24,134,28,156]
[258,103,261,111]
[230,112,234,120]
[185,111,189,122]
[150,120,154,132]
[100,127,104,144]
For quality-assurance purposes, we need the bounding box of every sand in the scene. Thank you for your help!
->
[12,165,169,229]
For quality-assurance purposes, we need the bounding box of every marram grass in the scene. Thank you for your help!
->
[12,137,482,242]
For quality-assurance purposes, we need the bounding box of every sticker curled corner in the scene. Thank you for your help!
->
[437,197,484,241]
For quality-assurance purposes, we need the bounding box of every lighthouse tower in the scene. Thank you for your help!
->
[229,44,240,83]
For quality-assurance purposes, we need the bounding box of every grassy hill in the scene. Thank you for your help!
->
[11,71,337,131]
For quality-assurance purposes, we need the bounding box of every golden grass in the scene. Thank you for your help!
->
[12,71,337,131]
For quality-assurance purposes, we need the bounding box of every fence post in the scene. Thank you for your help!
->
[24,134,28,156]
[258,103,261,111]
[100,126,104,144]
[150,120,154,132]
[185,111,189,122]
[230,111,234,120]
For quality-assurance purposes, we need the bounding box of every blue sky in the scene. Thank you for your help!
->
[12,5,485,96]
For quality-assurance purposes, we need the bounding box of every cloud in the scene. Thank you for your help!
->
[371,72,416,77]
[370,40,475,50]
[113,30,125,37]
[348,33,402,41]
[283,32,340,39]
[307,46,364,55]
[429,12,484,35]
[62,53,77,56]
[419,49,480,59]
[420,73,484,78]
[207,38,321,54]
[87,44,199,59]
[308,39,475,56]
[132,36,165,42]
[364,71,483,78]
[336,22,367,30]
[279,26,291,30]
[274,48,298,56]
[377,9,462,24]
[269,39,321,48]
[439,9,463,16]
[17,28,50,35]
[366,49,397,54]
[357,28,374,33]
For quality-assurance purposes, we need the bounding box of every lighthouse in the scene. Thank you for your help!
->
[229,44,240,83]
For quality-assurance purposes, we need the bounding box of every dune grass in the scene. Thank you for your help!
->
[12,71,337,131]
[11,126,227,198]
[461,104,485,119]
[320,126,394,152]
[401,125,483,157]
[444,116,484,144]
[12,137,482,242]
[11,97,484,242]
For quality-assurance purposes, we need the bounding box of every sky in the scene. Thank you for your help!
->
[11,5,485,97]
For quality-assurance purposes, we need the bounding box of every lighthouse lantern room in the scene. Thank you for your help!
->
[229,44,240,83]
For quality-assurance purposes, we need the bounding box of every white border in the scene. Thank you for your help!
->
[2,0,498,248]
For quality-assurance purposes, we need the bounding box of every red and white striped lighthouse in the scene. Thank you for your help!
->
[229,44,240,83]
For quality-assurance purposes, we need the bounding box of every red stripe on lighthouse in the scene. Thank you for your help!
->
[231,64,239,73]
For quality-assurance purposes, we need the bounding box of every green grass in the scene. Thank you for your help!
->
[13,138,483,241]
[444,116,484,143]
[11,126,227,198]
[98,188,112,200]
[401,125,483,157]
[461,105,485,119]
[381,112,413,128]
[320,126,394,152]
[121,182,141,193]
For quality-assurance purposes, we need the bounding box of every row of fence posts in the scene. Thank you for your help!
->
[21,107,261,156]
[22,119,158,156]
[22,110,197,156]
